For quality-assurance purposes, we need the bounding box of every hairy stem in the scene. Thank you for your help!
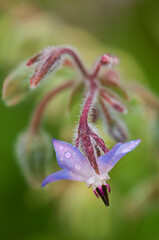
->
[79,84,97,125]
[91,54,119,79]
[59,47,89,78]
[77,83,100,174]
[91,60,102,79]
[29,80,74,135]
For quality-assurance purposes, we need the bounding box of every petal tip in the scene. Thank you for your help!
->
[52,138,58,145]
[41,176,52,187]
[133,139,141,146]
[41,180,47,187]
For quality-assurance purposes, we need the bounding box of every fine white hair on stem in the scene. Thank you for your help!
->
[28,44,84,89]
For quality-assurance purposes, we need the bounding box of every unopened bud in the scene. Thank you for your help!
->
[105,69,120,84]
[101,89,127,113]
[100,70,129,101]
[16,130,52,188]
[100,99,128,142]
[109,121,128,142]
[101,54,119,66]
[27,47,62,88]
[2,61,32,106]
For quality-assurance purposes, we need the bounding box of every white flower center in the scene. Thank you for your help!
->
[86,172,110,189]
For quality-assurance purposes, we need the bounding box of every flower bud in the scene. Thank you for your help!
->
[100,99,128,142]
[101,54,119,66]
[108,120,128,143]
[100,89,127,113]
[16,130,52,188]
[105,69,120,84]
[27,47,62,88]
[2,61,32,106]
[100,70,129,100]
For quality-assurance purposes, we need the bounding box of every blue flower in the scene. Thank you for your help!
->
[42,139,140,206]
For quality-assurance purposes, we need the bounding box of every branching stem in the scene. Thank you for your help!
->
[29,80,74,135]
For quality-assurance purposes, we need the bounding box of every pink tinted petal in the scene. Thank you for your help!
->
[41,169,84,187]
[97,139,141,173]
[106,183,111,193]
[98,185,105,196]
[93,189,99,198]
[52,139,95,179]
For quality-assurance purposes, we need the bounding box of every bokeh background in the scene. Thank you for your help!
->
[0,0,159,240]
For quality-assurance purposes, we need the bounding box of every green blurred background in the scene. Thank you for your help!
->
[0,0,159,240]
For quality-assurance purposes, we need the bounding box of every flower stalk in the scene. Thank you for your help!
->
[3,45,140,205]
[29,80,74,135]
[26,46,127,174]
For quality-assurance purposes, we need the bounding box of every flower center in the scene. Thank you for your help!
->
[86,172,110,189]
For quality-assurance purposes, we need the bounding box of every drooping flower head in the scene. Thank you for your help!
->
[42,139,140,206]
[2,45,142,201]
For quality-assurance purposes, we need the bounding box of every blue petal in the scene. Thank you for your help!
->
[52,139,95,179]
[41,169,84,187]
[97,139,141,173]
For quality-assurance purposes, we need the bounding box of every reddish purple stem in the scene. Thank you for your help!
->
[28,47,121,174]
[90,129,109,154]
[77,84,100,174]
[29,80,74,135]
[59,48,89,78]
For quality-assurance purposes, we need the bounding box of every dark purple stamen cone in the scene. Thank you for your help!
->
[96,185,109,206]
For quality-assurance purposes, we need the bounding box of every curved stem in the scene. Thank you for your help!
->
[90,54,119,79]
[79,84,97,125]
[59,48,89,79]
[29,80,74,135]
[77,82,100,174]
[90,60,102,79]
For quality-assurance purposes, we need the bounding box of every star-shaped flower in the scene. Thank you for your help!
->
[42,139,140,206]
